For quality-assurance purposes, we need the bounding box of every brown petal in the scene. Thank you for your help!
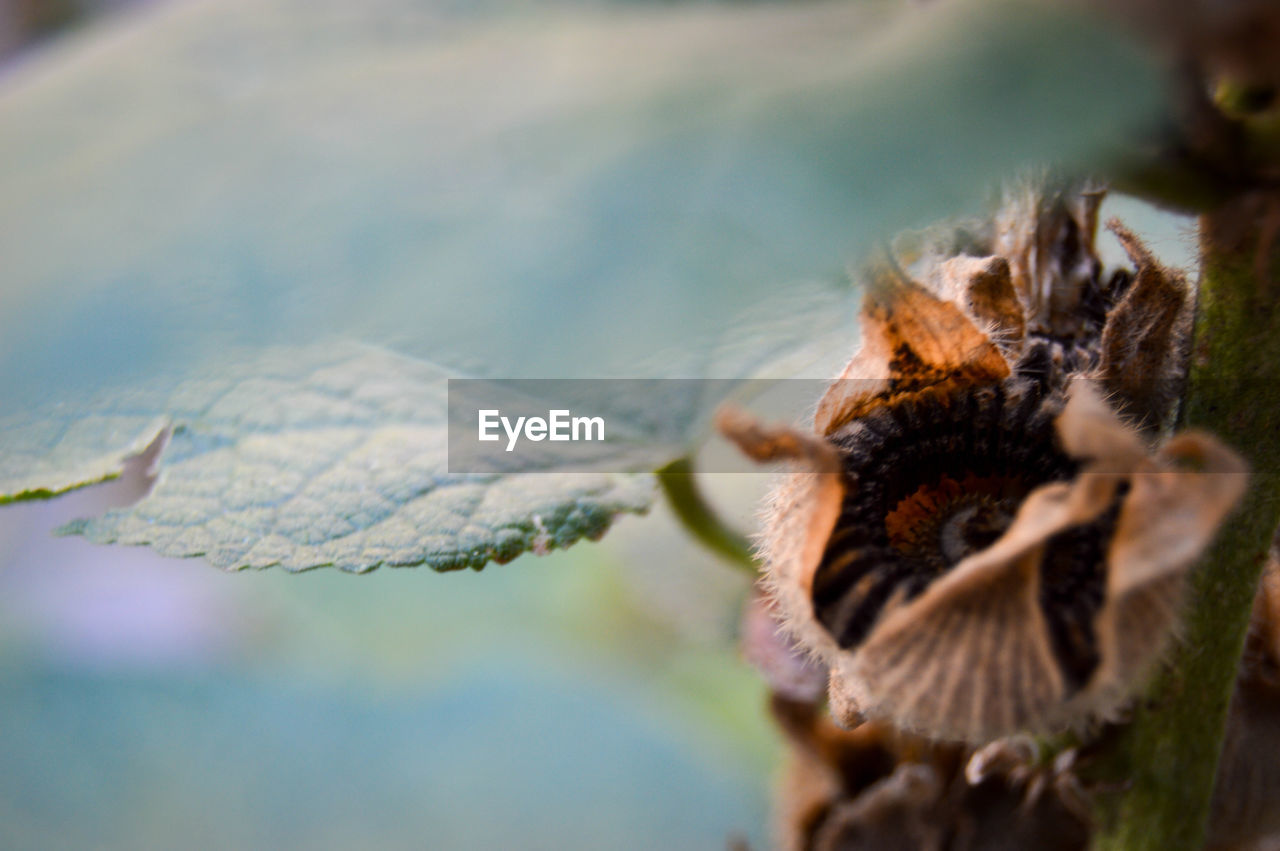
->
[937,255,1028,352]
[1054,380,1148,472]
[1094,430,1249,688]
[1106,431,1249,598]
[716,406,848,661]
[846,545,1067,742]
[815,272,1010,435]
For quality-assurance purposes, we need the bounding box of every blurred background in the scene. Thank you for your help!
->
[0,2,787,847]
[0,0,1194,848]
[0,0,137,61]
[0,444,778,849]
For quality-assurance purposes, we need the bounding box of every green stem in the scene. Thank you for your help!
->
[656,456,757,574]
[1092,199,1280,849]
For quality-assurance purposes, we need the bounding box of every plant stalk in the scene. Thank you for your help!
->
[1092,195,1280,849]
[656,456,757,574]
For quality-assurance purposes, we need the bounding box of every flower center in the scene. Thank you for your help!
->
[810,379,1076,652]
[884,474,1024,568]
[809,376,1115,693]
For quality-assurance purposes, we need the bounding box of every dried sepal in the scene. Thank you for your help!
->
[718,408,846,638]
[1051,378,1147,468]
[990,182,1108,347]
[814,272,1010,436]
[1096,219,1193,433]
[774,345,1240,743]
[717,406,846,473]
[934,255,1027,352]
[825,382,1244,741]
[833,541,1068,744]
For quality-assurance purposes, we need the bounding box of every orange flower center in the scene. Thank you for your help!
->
[884,473,1025,567]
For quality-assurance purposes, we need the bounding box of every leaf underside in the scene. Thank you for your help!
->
[3,344,654,573]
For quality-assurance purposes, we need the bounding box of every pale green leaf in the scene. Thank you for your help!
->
[31,343,655,572]
[0,413,168,506]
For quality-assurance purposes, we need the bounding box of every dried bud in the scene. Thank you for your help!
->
[773,696,1091,850]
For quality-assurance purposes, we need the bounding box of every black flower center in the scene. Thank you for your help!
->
[811,377,1112,693]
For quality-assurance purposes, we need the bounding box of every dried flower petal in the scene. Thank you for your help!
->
[935,255,1026,348]
[813,273,1010,436]
[1093,430,1248,693]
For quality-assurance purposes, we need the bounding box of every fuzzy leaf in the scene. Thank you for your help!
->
[30,344,655,572]
[0,413,168,506]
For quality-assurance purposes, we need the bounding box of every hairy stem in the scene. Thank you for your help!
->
[1092,195,1280,849]
[657,456,757,574]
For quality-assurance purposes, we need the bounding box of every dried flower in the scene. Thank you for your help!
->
[721,185,1247,743]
